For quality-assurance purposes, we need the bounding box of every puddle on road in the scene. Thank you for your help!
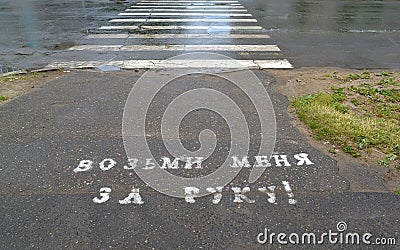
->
[250,0,400,33]
[1,0,399,50]
[0,0,129,51]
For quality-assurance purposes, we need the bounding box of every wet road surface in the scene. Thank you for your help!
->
[1,0,399,249]
[44,0,292,70]
[0,0,399,70]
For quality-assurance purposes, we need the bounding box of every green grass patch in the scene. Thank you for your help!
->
[345,71,371,81]
[292,80,400,163]
[0,95,7,101]
[1,72,38,83]
[376,71,394,77]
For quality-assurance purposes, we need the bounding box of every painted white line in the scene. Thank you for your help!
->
[140,1,239,2]
[110,18,257,23]
[129,5,245,8]
[87,34,130,39]
[99,25,262,30]
[136,1,241,6]
[137,2,241,5]
[70,45,123,50]
[254,60,293,69]
[100,26,139,30]
[125,9,248,12]
[47,60,122,69]
[119,12,251,16]
[47,59,293,69]
[69,45,280,52]
[86,33,270,39]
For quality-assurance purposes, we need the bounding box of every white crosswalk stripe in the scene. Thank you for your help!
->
[86,34,270,39]
[140,1,239,2]
[118,12,251,16]
[69,45,281,52]
[137,2,240,4]
[99,25,263,30]
[136,2,241,5]
[125,9,248,12]
[127,5,245,8]
[86,33,270,39]
[46,0,293,69]
[109,18,257,22]
[47,59,293,69]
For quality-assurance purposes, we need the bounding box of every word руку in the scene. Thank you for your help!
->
[91,181,297,205]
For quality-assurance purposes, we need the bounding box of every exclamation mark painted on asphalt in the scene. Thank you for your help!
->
[282,181,297,205]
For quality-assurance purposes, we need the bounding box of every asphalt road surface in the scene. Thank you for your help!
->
[0,0,399,70]
[1,0,399,249]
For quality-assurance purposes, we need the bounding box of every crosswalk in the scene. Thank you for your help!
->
[47,0,293,69]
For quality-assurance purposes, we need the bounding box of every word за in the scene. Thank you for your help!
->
[92,181,297,205]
